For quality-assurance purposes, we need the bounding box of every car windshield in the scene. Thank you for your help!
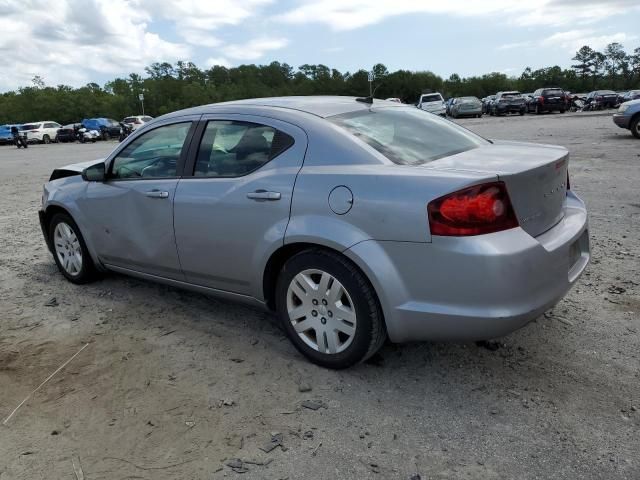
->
[422,94,442,103]
[459,97,478,102]
[501,92,521,98]
[543,89,563,95]
[329,107,487,165]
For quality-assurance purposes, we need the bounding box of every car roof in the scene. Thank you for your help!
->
[161,96,410,120]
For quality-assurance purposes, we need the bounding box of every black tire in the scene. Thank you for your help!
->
[631,117,640,139]
[535,105,541,115]
[519,109,525,116]
[275,249,386,369]
[48,213,98,284]
[42,134,50,144]
[102,130,109,141]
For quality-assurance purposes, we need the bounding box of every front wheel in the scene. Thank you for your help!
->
[49,213,98,284]
[275,249,386,369]
[631,117,640,139]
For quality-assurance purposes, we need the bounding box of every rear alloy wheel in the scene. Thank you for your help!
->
[42,134,50,144]
[631,117,640,139]
[276,250,386,369]
[49,213,98,284]
[535,105,541,115]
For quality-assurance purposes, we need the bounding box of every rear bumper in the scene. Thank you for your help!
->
[346,191,589,343]
[613,113,631,129]
[496,104,525,113]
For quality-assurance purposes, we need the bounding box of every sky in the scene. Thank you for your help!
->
[0,0,639,91]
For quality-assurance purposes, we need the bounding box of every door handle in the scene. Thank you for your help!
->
[246,190,281,201]
[144,190,169,199]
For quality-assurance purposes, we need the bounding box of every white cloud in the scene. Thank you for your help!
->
[279,0,639,30]
[222,37,289,61]
[135,0,273,46]
[0,0,190,90]
[541,29,638,52]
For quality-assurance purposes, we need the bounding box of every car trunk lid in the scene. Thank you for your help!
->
[422,141,569,237]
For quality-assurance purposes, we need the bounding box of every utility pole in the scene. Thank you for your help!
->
[368,71,375,97]
[139,93,145,116]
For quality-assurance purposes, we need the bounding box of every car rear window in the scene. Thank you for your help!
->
[543,89,563,96]
[329,107,487,166]
[421,94,442,103]
[501,92,521,98]
[21,124,38,130]
[124,117,137,123]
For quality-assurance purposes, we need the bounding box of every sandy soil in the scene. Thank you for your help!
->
[0,112,638,479]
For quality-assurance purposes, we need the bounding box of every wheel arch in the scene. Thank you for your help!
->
[42,203,104,270]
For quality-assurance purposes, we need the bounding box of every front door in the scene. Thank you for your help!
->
[173,115,307,297]
[78,119,196,279]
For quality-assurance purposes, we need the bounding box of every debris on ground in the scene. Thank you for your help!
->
[44,297,58,307]
[301,400,325,411]
[259,433,284,453]
[298,382,312,393]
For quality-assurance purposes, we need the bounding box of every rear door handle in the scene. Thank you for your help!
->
[144,190,169,199]
[246,190,281,201]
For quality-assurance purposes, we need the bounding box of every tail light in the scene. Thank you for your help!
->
[596,95,602,101]
[427,182,519,236]
[538,96,544,104]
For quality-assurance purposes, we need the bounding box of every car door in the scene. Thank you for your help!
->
[173,114,307,297]
[77,117,198,279]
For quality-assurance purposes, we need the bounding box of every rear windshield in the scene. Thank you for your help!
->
[543,89,563,96]
[20,124,37,130]
[329,107,487,165]
[421,94,442,103]
[124,117,137,123]
[501,92,521,98]
[598,90,616,95]
[459,97,479,102]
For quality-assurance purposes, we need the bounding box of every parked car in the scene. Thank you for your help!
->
[612,99,640,139]
[445,98,455,116]
[621,90,640,103]
[449,96,483,118]
[490,91,526,116]
[0,125,15,145]
[482,95,496,114]
[122,115,154,131]
[585,90,618,110]
[19,121,62,143]
[56,124,79,143]
[38,96,589,368]
[82,118,123,140]
[527,87,568,114]
[417,93,446,116]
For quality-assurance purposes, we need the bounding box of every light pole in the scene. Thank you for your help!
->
[138,93,145,116]
[368,71,375,97]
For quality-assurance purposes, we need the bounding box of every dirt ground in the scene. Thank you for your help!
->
[0,112,638,480]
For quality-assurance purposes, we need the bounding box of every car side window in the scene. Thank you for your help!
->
[193,121,294,178]
[110,122,191,180]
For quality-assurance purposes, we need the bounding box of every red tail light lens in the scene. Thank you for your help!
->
[428,182,519,236]
[538,96,544,104]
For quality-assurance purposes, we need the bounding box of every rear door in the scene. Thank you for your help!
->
[78,117,198,278]
[173,114,307,297]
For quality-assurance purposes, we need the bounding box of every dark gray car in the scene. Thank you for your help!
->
[39,96,590,368]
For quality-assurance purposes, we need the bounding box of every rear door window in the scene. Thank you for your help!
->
[193,121,294,177]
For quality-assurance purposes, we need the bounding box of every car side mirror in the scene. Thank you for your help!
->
[82,162,106,182]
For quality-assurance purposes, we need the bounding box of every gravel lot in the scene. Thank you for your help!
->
[0,112,638,480]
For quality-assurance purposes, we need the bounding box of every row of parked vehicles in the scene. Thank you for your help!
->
[0,115,154,146]
[411,88,640,119]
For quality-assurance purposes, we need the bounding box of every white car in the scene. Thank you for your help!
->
[417,93,446,116]
[122,115,154,131]
[20,121,62,144]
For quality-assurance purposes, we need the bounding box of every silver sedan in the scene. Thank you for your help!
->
[39,96,590,368]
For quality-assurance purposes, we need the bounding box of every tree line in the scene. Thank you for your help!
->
[1,43,638,125]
